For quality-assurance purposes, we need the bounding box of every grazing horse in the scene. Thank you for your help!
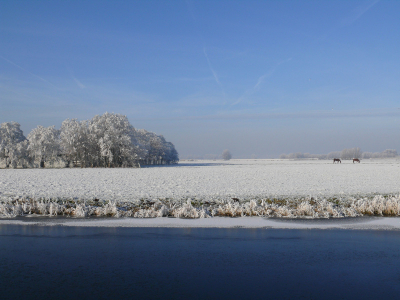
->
[333,158,341,163]
[353,158,360,163]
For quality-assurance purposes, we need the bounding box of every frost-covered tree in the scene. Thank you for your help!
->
[135,129,164,164]
[134,129,178,164]
[222,149,232,160]
[361,152,372,159]
[60,119,90,167]
[381,149,398,158]
[148,134,166,163]
[163,141,179,164]
[2,113,179,168]
[280,148,397,160]
[288,152,304,159]
[87,113,141,167]
[341,147,362,160]
[27,126,61,168]
[326,151,341,159]
[362,149,398,159]
[7,140,30,168]
[0,122,27,168]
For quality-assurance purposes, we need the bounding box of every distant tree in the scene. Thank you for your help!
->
[279,148,397,160]
[341,147,362,160]
[222,149,232,160]
[285,152,304,159]
[327,151,341,159]
[381,149,398,158]
[362,149,398,159]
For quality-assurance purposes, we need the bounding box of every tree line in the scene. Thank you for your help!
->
[0,112,179,168]
[280,147,398,160]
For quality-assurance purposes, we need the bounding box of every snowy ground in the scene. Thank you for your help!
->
[1,159,400,220]
[1,159,400,200]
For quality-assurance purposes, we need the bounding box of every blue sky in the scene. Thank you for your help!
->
[1,0,399,158]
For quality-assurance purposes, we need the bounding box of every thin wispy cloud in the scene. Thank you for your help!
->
[72,76,86,89]
[255,57,293,91]
[341,0,380,26]
[186,2,226,101]
[233,57,292,106]
[174,76,214,82]
[66,66,86,89]
[203,48,221,85]
[232,71,275,106]
[203,47,226,100]
[253,69,275,90]
[0,55,54,86]
[132,109,400,122]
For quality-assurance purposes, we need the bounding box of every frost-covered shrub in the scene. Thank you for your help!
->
[1,194,400,219]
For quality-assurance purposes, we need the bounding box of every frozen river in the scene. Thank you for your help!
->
[2,225,400,300]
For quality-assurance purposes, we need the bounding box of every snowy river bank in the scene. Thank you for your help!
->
[1,159,400,220]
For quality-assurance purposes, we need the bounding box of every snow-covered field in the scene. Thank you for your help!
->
[1,159,400,220]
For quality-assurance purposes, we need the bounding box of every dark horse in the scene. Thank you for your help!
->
[333,158,341,163]
[353,158,360,163]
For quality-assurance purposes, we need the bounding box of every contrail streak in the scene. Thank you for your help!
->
[203,48,226,99]
[0,54,54,86]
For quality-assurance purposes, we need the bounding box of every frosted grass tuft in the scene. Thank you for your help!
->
[1,194,400,219]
